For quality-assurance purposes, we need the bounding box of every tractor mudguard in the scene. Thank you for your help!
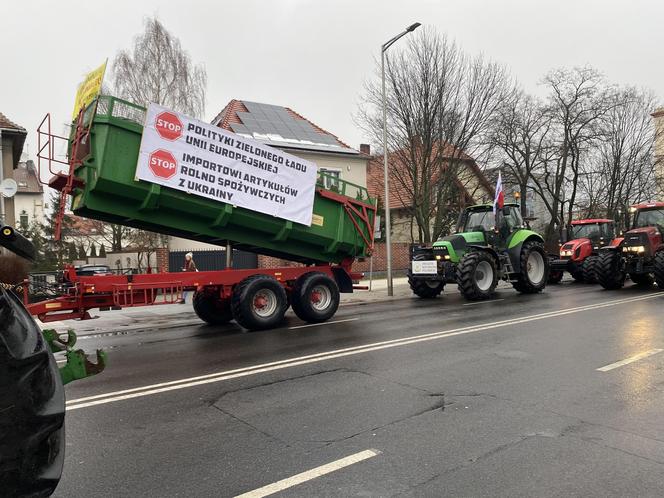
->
[466,244,500,265]
[506,233,545,272]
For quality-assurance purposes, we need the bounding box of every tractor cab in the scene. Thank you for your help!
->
[567,219,616,248]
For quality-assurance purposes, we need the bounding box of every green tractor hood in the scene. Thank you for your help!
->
[432,231,485,263]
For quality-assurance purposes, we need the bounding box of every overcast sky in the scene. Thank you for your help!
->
[2,0,662,176]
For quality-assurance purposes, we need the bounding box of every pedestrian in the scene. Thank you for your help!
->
[181,252,197,303]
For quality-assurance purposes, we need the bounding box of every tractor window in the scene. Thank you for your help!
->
[571,224,602,240]
[502,207,523,229]
[463,210,494,232]
[634,208,664,230]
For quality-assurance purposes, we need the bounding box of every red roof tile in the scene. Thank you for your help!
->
[0,112,26,132]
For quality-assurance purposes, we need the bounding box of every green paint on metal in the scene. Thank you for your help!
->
[70,96,376,264]
[42,329,107,385]
[507,229,544,249]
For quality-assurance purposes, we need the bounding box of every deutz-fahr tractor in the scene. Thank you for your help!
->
[596,202,664,290]
[549,219,619,284]
[408,203,549,301]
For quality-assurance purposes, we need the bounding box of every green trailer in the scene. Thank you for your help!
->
[35,96,377,330]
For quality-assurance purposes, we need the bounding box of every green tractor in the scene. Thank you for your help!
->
[408,203,549,300]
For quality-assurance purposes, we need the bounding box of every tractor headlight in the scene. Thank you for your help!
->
[560,250,573,257]
[444,255,450,260]
[435,255,442,260]
[623,245,645,253]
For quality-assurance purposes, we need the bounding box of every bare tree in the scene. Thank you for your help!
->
[112,16,207,118]
[490,91,551,218]
[358,28,513,243]
[530,67,614,247]
[130,230,168,272]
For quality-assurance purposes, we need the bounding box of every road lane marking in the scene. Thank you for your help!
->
[66,292,663,410]
[288,318,358,330]
[596,349,664,372]
[463,299,505,306]
[234,449,380,498]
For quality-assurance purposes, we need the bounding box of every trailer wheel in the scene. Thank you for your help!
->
[512,241,548,294]
[192,291,233,326]
[0,288,65,497]
[291,272,340,323]
[582,255,598,284]
[231,275,288,330]
[457,251,498,300]
[597,251,625,290]
[654,251,664,289]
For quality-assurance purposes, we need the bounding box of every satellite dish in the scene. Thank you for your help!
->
[1,178,18,198]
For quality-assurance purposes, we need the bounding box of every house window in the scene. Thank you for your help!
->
[19,211,29,229]
[319,168,341,190]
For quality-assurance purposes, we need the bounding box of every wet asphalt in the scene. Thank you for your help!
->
[53,281,664,497]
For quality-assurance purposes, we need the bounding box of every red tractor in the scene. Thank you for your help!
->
[596,202,664,289]
[549,219,620,283]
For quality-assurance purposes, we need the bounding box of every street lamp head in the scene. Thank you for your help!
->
[406,22,421,32]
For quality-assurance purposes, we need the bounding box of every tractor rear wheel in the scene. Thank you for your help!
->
[290,272,340,323]
[193,291,233,325]
[457,251,498,300]
[654,251,664,289]
[582,255,598,284]
[408,277,445,298]
[231,275,288,330]
[597,251,625,290]
[629,272,654,287]
[512,241,548,294]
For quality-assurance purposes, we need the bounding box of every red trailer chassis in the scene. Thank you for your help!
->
[25,259,364,325]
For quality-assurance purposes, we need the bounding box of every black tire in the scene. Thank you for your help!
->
[457,251,498,300]
[192,291,233,325]
[654,251,664,289]
[629,272,654,287]
[548,270,563,284]
[570,269,585,282]
[231,275,288,330]
[582,255,598,284]
[408,276,445,298]
[512,241,548,294]
[597,251,626,290]
[290,272,340,323]
[0,288,65,497]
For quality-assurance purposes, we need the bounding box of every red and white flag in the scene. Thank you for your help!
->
[493,171,504,214]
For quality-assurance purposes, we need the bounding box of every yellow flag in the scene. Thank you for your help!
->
[72,60,107,120]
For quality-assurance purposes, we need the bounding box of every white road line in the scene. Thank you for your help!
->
[288,318,358,330]
[234,449,380,498]
[66,292,662,410]
[596,349,664,372]
[463,298,505,306]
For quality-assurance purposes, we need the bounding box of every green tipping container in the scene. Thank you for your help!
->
[69,96,376,264]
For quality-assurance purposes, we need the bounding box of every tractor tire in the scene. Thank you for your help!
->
[512,241,548,294]
[193,291,233,325]
[457,251,498,301]
[0,288,65,497]
[408,276,445,298]
[231,275,288,330]
[570,269,585,282]
[582,256,598,284]
[597,251,626,290]
[654,251,664,290]
[548,271,564,284]
[629,272,654,287]
[290,272,340,323]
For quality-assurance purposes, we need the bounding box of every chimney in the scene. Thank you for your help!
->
[359,144,371,155]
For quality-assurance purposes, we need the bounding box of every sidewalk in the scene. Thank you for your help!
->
[41,276,414,335]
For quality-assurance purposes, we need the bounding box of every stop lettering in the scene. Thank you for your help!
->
[155,111,183,141]
[149,149,178,179]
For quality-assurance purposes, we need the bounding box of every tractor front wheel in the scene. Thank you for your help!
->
[629,272,654,287]
[597,251,626,290]
[409,277,445,298]
[582,255,598,284]
[548,270,563,284]
[654,251,664,289]
[457,251,498,300]
[512,242,548,294]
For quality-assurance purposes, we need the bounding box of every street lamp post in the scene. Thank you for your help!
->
[382,22,421,297]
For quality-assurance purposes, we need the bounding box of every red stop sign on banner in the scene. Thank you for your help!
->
[149,149,178,179]
[155,111,183,141]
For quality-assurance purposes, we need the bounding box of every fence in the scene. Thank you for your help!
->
[168,249,258,272]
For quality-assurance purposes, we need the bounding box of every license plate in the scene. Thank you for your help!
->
[411,260,438,274]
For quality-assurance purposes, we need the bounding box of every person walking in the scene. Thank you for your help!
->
[181,252,197,303]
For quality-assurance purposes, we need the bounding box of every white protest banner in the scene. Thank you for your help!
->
[135,103,318,226]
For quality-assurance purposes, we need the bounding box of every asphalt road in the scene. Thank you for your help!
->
[54,281,664,497]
